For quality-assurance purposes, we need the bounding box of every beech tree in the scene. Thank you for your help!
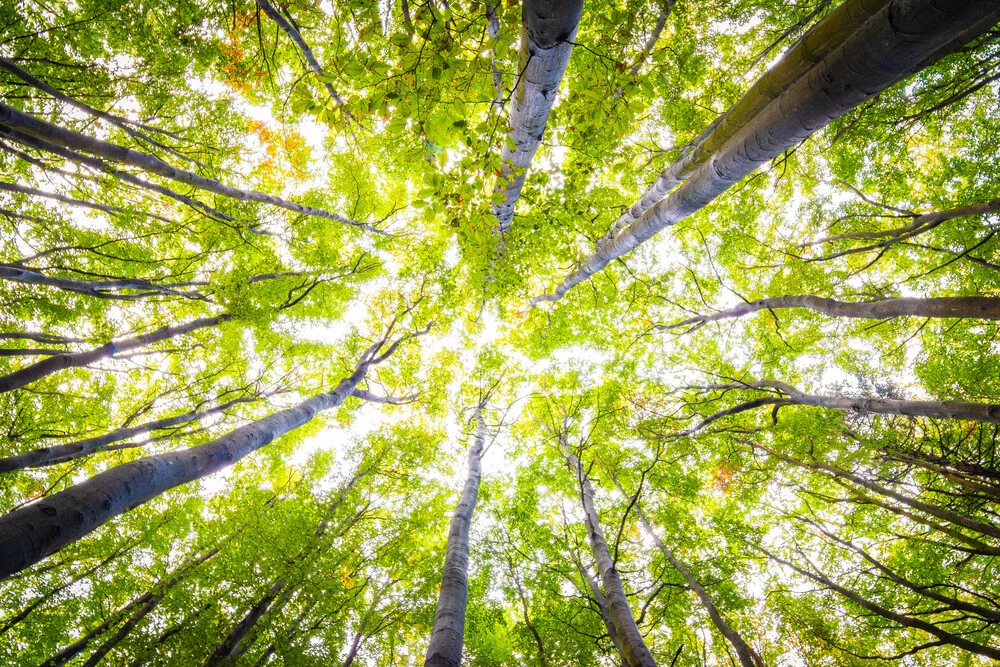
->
[2,0,1000,664]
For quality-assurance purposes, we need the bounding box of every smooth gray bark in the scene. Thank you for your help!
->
[613,476,761,667]
[0,314,230,394]
[658,295,1000,331]
[0,103,380,233]
[569,453,657,667]
[533,0,1000,305]
[600,0,891,244]
[424,404,487,667]
[0,181,168,222]
[0,328,417,580]
[202,578,286,666]
[492,0,584,233]
[0,394,261,473]
[688,381,1000,429]
[0,263,204,301]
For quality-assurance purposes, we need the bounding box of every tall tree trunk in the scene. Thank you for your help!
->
[0,328,419,580]
[492,0,584,233]
[567,453,657,667]
[0,394,262,473]
[532,0,1000,305]
[202,578,286,666]
[689,381,1000,427]
[424,403,487,667]
[615,480,761,667]
[0,314,230,394]
[575,553,624,663]
[763,546,1000,661]
[0,103,377,233]
[38,546,218,667]
[659,295,1000,331]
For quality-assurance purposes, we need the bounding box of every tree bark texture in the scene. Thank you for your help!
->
[492,0,584,233]
[0,348,378,580]
[570,454,657,667]
[533,0,1000,305]
[660,295,1000,330]
[0,103,376,232]
[0,394,259,473]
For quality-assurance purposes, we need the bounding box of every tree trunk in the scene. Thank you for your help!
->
[576,554,624,663]
[424,403,487,667]
[0,314,230,394]
[202,578,286,666]
[568,454,657,667]
[659,295,1000,330]
[611,472,761,667]
[0,330,410,580]
[492,0,584,233]
[532,0,1000,305]
[764,547,1000,661]
[0,394,261,473]
[690,381,1000,427]
[0,103,376,233]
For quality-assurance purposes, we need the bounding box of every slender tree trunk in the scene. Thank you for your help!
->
[802,517,1000,623]
[568,454,657,667]
[0,181,168,222]
[202,578,286,666]
[532,0,1000,305]
[38,547,218,667]
[0,103,377,233]
[123,603,213,667]
[0,329,415,580]
[610,475,761,667]
[424,403,487,667]
[763,547,1000,661]
[576,554,624,663]
[0,394,261,473]
[492,0,584,233]
[0,314,230,394]
[659,295,1000,331]
[341,617,368,667]
[689,381,1000,427]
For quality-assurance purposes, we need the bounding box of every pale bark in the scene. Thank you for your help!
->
[0,103,381,233]
[424,404,487,667]
[568,453,657,667]
[0,181,169,223]
[0,56,204,166]
[202,578,286,666]
[610,0,673,102]
[254,0,349,113]
[0,394,261,473]
[0,125,235,222]
[764,547,1000,661]
[599,0,891,244]
[0,263,204,301]
[492,0,584,233]
[0,326,423,580]
[576,555,624,662]
[0,314,230,394]
[686,381,1000,429]
[533,0,1000,305]
[658,295,1000,331]
[610,475,761,667]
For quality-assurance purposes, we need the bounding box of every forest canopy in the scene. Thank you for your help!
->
[1,0,1000,665]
